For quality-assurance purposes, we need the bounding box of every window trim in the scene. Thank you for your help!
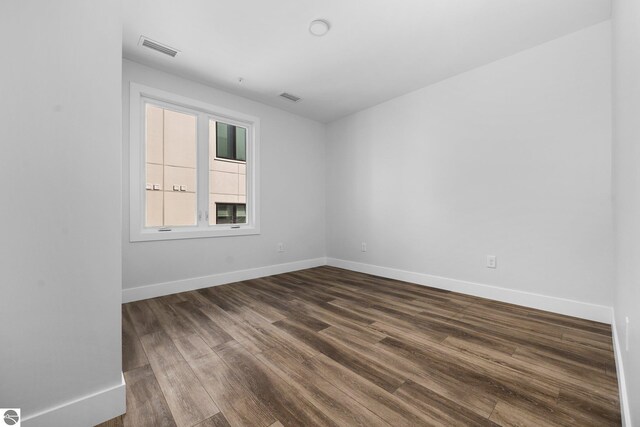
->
[129,82,260,242]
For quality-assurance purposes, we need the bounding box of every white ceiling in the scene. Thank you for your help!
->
[123,0,611,123]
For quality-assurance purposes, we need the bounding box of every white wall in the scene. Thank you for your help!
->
[122,60,326,292]
[326,22,613,308]
[612,0,640,423]
[0,1,124,426]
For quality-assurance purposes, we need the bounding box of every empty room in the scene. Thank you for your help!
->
[2,0,639,426]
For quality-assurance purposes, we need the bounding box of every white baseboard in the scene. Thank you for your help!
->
[612,315,632,427]
[122,257,327,303]
[124,256,613,323]
[22,373,125,427]
[326,258,613,324]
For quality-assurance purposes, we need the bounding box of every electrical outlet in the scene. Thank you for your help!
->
[486,255,497,269]
[277,243,285,253]
[625,316,630,352]
[361,242,367,252]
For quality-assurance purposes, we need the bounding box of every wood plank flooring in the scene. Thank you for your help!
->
[100,266,621,427]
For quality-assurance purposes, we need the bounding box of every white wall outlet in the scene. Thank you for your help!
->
[277,242,285,253]
[486,255,497,268]
[361,242,367,252]
[625,316,630,352]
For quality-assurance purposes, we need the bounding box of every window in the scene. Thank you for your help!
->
[130,83,260,241]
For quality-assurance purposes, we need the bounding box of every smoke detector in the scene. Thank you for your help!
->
[309,19,331,37]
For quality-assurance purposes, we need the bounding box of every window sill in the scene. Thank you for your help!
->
[130,225,260,242]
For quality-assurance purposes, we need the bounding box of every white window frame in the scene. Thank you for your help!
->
[129,82,260,242]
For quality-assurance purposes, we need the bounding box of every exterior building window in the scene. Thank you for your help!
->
[130,83,260,241]
[216,122,246,161]
[215,203,247,224]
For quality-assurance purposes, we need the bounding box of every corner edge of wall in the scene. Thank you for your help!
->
[612,314,633,427]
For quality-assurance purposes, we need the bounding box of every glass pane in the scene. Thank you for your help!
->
[236,127,246,161]
[210,120,248,225]
[145,104,197,228]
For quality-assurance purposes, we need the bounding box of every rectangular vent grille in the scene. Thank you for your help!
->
[140,37,179,57]
[279,92,301,102]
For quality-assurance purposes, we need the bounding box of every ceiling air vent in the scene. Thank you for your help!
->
[139,36,179,57]
[279,92,301,102]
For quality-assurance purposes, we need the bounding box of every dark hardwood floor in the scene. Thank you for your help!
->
[100,266,621,426]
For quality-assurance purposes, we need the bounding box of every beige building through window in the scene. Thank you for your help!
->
[145,104,197,228]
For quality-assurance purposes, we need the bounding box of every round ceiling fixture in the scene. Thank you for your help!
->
[309,19,330,37]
